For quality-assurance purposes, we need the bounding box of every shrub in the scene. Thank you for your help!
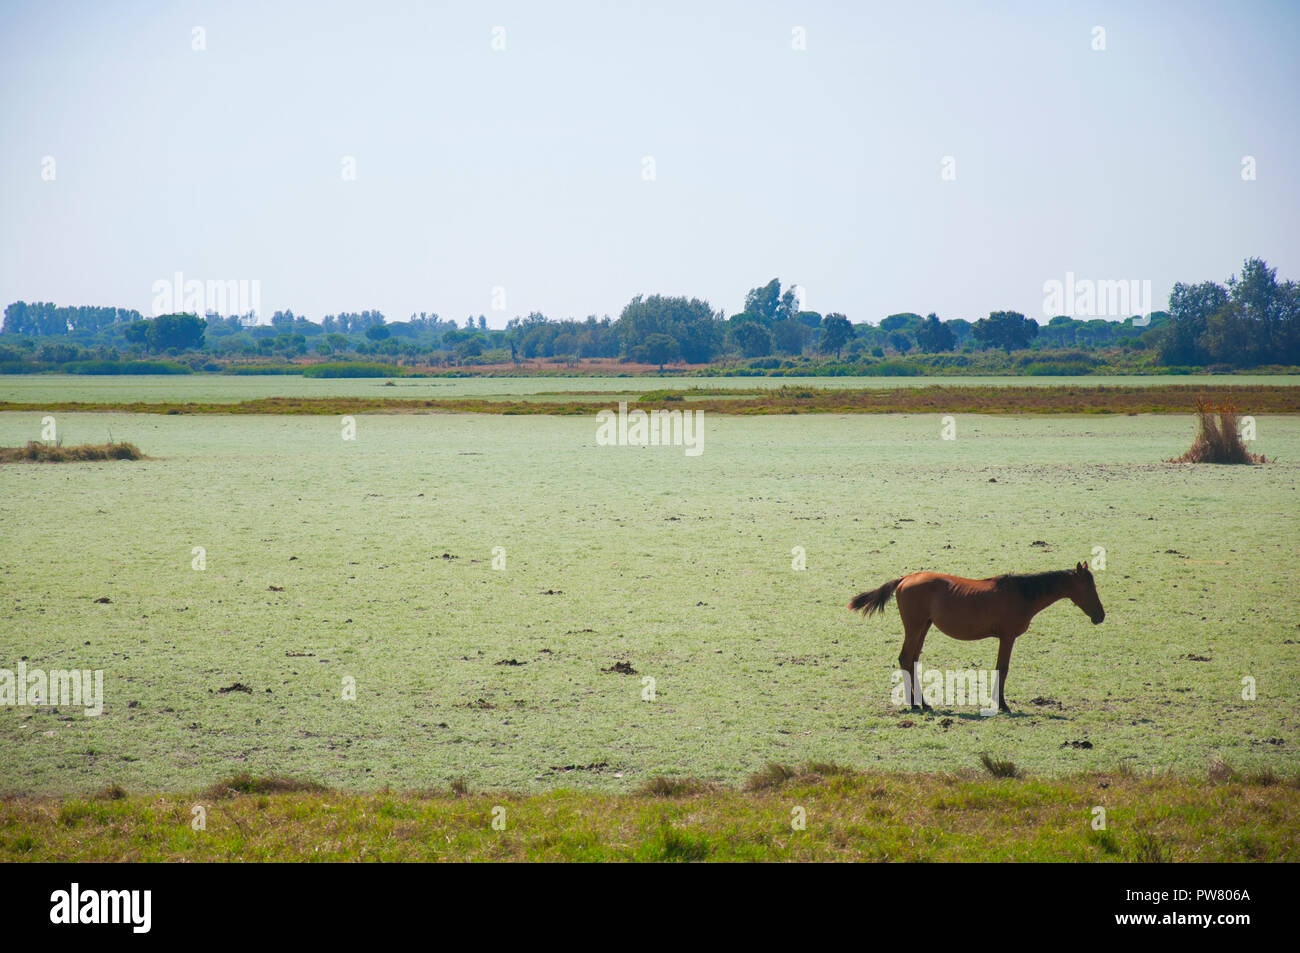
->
[65,360,191,375]
[1015,349,1099,368]
[0,441,146,463]
[224,363,302,375]
[636,390,684,402]
[978,752,1021,778]
[1022,361,1094,376]
[302,362,401,378]
[860,360,923,376]
[1170,399,1265,464]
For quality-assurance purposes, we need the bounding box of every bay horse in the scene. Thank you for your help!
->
[848,563,1104,713]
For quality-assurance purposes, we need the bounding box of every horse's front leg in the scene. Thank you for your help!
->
[995,636,1014,713]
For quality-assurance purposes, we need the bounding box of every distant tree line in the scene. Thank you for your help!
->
[3,259,1294,370]
[2,302,143,336]
[1157,258,1300,367]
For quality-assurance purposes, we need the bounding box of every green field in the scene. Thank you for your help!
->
[1,372,1296,405]
[1,407,1296,796]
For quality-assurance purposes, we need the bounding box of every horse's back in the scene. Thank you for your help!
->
[899,571,992,593]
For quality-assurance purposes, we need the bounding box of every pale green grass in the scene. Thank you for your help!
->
[1,372,1296,405]
[0,411,1296,795]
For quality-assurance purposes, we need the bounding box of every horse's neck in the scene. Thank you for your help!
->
[1026,588,1069,617]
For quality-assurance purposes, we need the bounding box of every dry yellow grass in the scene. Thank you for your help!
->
[0,440,145,463]
[1170,399,1265,463]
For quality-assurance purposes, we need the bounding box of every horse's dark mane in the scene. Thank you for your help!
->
[996,570,1073,602]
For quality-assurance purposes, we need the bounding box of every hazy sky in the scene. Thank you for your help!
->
[2,0,1297,327]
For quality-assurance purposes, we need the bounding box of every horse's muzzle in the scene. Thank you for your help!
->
[1091,612,1105,625]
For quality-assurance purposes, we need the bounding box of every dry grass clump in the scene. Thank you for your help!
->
[742,761,857,792]
[743,762,798,791]
[1170,399,1264,464]
[0,440,146,463]
[978,752,1022,778]
[634,776,717,797]
[200,773,331,799]
[1206,756,1287,787]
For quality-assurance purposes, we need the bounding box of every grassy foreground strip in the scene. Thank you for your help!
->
[2,767,1295,862]
[3,384,1300,416]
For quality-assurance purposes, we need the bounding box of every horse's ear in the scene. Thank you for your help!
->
[1075,561,1084,572]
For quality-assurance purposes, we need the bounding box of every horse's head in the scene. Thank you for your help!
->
[1069,562,1105,624]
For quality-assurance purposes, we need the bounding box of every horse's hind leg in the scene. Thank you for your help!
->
[898,617,933,711]
[994,636,1014,713]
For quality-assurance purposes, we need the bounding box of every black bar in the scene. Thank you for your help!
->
[0,861,1275,940]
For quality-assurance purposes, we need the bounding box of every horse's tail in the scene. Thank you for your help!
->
[848,577,903,617]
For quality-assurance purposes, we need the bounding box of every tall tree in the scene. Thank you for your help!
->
[772,319,809,355]
[618,295,721,363]
[972,311,1038,352]
[914,313,955,353]
[637,333,681,371]
[1160,280,1229,365]
[820,313,853,358]
[743,279,782,322]
[731,320,773,358]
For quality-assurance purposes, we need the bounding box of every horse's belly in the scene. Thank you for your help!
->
[930,599,1000,641]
